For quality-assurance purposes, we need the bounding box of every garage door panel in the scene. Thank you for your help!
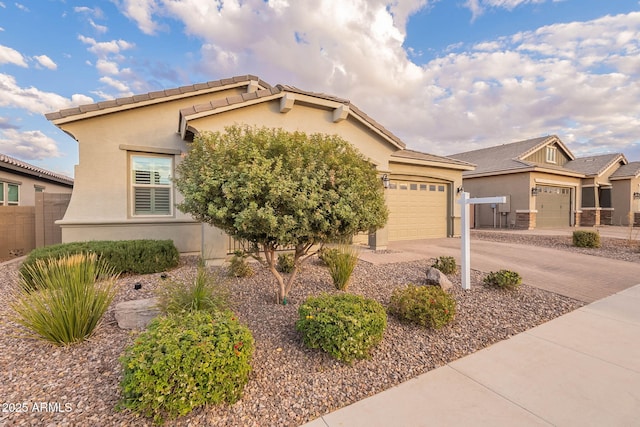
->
[387,182,448,240]
[536,185,571,227]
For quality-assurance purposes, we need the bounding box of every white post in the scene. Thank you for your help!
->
[460,192,471,290]
[458,193,506,290]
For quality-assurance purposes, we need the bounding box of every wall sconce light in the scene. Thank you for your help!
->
[456,186,464,194]
[381,174,390,189]
[633,192,640,200]
[531,187,538,196]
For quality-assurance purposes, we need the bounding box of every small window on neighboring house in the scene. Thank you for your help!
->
[438,185,445,192]
[0,182,15,205]
[429,185,436,191]
[419,184,427,191]
[410,183,418,190]
[35,186,45,193]
[131,154,173,216]
[546,146,557,164]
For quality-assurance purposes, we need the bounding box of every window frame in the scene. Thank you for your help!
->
[0,181,20,206]
[546,146,557,164]
[129,153,174,217]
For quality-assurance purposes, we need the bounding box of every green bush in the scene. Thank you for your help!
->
[317,247,339,265]
[119,310,254,424]
[10,253,118,345]
[277,253,295,273]
[296,293,387,364]
[156,266,229,315]
[228,250,253,278]
[324,245,359,291]
[388,284,456,329]
[483,269,522,290]
[572,230,601,248]
[432,256,457,275]
[20,240,179,289]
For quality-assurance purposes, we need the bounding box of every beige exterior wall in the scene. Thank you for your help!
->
[187,102,397,170]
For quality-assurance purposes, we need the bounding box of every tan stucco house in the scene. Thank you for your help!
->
[450,135,637,229]
[609,162,640,226]
[46,75,473,259]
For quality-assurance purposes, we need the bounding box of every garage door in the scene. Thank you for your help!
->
[535,185,571,227]
[387,181,448,240]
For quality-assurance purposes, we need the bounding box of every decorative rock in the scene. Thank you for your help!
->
[114,298,161,330]
[425,267,453,291]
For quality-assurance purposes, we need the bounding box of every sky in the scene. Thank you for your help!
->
[1,0,640,178]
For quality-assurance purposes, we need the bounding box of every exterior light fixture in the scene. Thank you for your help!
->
[531,187,538,196]
[457,186,464,194]
[381,174,390,189]
[634,192,640,200]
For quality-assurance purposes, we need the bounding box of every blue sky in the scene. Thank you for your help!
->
[1,0,640,177]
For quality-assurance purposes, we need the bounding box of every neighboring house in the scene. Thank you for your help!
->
[450,136,585,229]
[46,75,473,260]
[563,153,627,226]
[0,153,74,258]
[609,162,640,226]
[0,153,73,206]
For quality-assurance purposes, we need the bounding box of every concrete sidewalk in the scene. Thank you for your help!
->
[302,285,640,427]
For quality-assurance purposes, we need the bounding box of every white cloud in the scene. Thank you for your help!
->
[33,54,57,70]
[14,2,29,12]
[0,44,28,67]
[78,35,135,58]
[0,73,93,114]
[0,128,61,160]
[67,3,640,159]
[89,19,108,34]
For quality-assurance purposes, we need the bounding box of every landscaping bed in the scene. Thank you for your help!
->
[0,253,582,427]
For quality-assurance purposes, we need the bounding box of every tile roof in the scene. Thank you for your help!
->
[45,75,270,121]
[449,136,555,175]
[564,153,627,177]
[390,149,475,169]
[0,153,74,186]
[609,161,640,179]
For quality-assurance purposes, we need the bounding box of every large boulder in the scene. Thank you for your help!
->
[425,267,453,291]
[114,298,161,330]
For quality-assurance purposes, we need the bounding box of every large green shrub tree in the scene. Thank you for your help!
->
[175,125,388,303]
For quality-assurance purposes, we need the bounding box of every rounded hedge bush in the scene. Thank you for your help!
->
[119,310,254,424]
[388,284,456,329]
[483,269,522,290]
[432,256,457,275]
[296,293,387,364]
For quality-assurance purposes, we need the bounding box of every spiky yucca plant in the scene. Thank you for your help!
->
[10,253,118,345]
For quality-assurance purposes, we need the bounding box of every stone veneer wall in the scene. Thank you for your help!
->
[580,208,601,227]
[515,211,536,229]
[600,209,613,226]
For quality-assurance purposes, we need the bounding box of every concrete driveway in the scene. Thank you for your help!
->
[360,236,640,303]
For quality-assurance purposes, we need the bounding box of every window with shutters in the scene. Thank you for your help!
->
[130,154,173,216]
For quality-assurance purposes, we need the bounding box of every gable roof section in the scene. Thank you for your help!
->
[564,153,627,177]
[178,83,407,150]
[450,135,582,178]
[0,153,74,187]
[609,161,640,180]
[390,149,475,171]
[45,75,272,124]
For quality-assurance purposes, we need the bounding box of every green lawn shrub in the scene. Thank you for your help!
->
[572,230,601,248]
[10,253,118,345]
[119,310,254,424]
[432,256,457,275]
[324,246,359,291]
[296,293,387,364]
[388,284,456,329]
[228,250,253,277]
[20,240,178,289]
[277,253,295,273]
[156,266,229,315]
[483,269,522,290]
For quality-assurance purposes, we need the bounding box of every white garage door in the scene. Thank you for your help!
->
[387,181,449,240]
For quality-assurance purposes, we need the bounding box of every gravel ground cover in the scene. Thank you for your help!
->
[471,230,640,263]
[1,245,584,427]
